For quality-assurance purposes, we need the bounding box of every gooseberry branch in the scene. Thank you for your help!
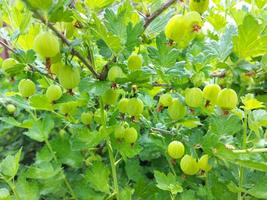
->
[144,0,178,29]
[21,0,100,79]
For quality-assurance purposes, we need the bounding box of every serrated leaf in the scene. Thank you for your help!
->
[29,95,53,111]
[26,162,61,179]
[85,162,110,193]
[209,114,242,135]
[148,32,179,67]
[233,15,267,58]
[16,177,40,200]
[24,115,54,142]
[154,170,183,195]
[126,22,143,52]
[92,15,122,53]
[205,25,236,61]
[0,149,21,178]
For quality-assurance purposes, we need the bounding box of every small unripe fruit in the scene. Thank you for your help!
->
[107,66,125,82]
[185,88,203,108]
[28,0,52,10]
[167,141,185,159]
[127,98,144,116]
[185,11,202,32]
[1,58,18,75]
[59,102,77,115]
[33,32,60,58]
[118,98,129,113]
[189,0,209,14]
[102,89,119,105]
[114,125,125,139]
[6,104,16,113]
[216,88,238,110]
[18,79,36,97]
[127,53,143,71]
[180,155,199,175]
[58,65,80,89]
[81,112,93,125]
[94,109,107,125]
[165,15,187,42]
[0,188,10,200]
[159,93,173,107]
[168,99,186,120]
[198,154,212,171]
[203,84,221,104]
[124,127,138,144]
[50,62,62,75]
[46,85,62,102]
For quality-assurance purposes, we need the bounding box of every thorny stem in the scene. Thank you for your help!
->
[144,0,177,29]
[100,99,120,199]
[238,110,248,200]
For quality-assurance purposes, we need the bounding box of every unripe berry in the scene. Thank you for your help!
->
[127,98,144,116]
[185,11,202,30]
[0,188,10,200]
[118,98,129,113]
[46,85,62,102]
[114,125,125,139]
[94,109,107,125]
[81,112,93,125]
[6,104,16,113]
[58,65,80,89]
[107,66,125,82]
[167,141,185,159]
[180,155,199,175]
[165,15,187,43]
[203,84,221,104]
[127,53,143,71]
[124,127,138,144]
[216,88,238,110]
[102,89,119,105]
[50,62,62,75]
[189,0,209,14]
[185,88,203,108]
[1,58,18,75]
[33,32,60,58]
[18,79,36,97]
[168,99,186,120]
[198,154,212,171]
[159,93,173,107]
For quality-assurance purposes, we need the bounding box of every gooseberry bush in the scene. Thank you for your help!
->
[0,0,267,199]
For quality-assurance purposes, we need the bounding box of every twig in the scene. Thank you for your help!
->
[144,0,177,30]
[98,56,116,80]
[21,0,99,79]
[233,148,267,154]
[0,40,16,54]
[151,127,174,135]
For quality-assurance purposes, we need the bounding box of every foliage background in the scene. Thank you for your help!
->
[0,0,267,199]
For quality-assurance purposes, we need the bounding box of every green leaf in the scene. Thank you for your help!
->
[148,32,179,67]
[209,114,242,136]
[126,22,144,52]
[154,171,183,195]
[92,15,122,53]
[51,137,83,168]
[16,177,39,200]
[29,95,53,111]
[85,162,110,194]
[26,162,61,179]
[24,115,54,142]
[0,149,21,178]
[205,25,236,61]
[0,117,33,128]
[233,15,267,59]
